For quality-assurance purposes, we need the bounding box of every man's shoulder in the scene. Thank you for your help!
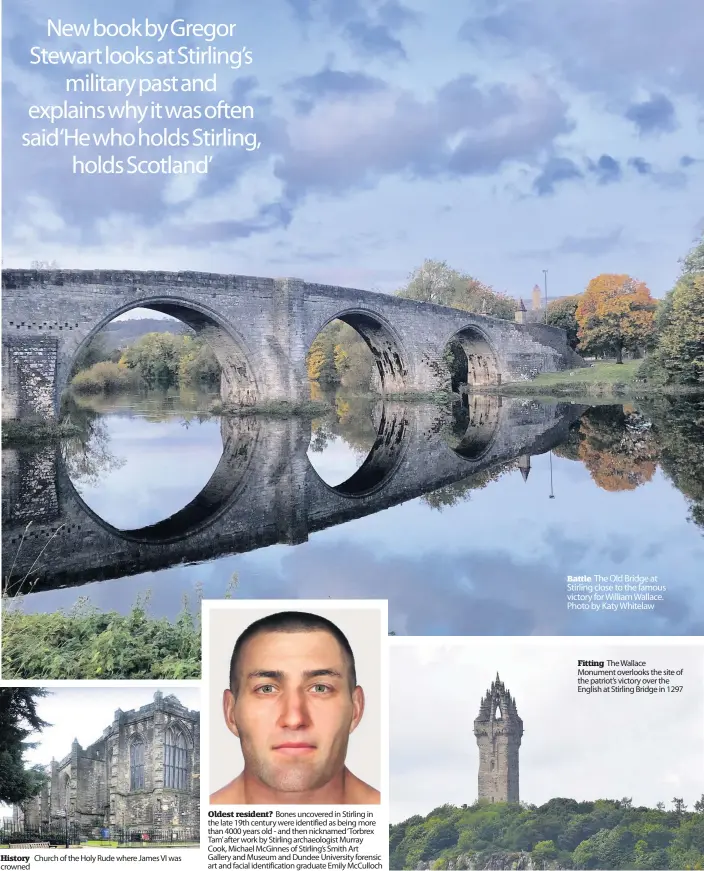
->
[210,777,245,805]
[345,770,381,805]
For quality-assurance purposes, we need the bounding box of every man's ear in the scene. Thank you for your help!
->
[349,685,365,735]
[223,689,240,739]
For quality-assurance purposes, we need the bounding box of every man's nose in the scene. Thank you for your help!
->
[277,689,311,729]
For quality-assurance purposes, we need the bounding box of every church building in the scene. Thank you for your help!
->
[14,692,199,837]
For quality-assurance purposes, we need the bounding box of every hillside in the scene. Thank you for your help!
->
[390,798,704,870]
[100,318,190,350]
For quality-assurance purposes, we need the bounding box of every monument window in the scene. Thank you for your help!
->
[164,727,188,790]
[130,737,145,790]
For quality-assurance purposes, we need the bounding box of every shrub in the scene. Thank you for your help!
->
[71,361,140,394]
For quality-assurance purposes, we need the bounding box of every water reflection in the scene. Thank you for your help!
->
[3,390,703,636]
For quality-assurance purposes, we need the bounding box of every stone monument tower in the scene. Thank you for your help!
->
[473,673,523,803]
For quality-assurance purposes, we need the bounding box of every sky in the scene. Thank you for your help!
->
[389,641,704,823]
[0,687,200,817]
[3,0,703,299]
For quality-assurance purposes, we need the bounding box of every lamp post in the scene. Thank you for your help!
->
[549,451,555,499]
[543,269,548,324]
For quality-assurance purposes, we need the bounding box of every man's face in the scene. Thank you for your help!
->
[223,630,364,793]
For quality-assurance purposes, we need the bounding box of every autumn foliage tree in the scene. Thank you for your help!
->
[575,274,657,363]
[577,407,659,492]
[396,259,515,319]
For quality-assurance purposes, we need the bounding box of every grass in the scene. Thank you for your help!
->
[2,418,81,446]
[487,361,702,398]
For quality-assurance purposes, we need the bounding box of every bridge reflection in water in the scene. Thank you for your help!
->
[2,396,586,593]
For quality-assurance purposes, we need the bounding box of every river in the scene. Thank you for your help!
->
[2,387,703,636]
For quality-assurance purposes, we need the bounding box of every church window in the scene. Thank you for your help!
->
[130,737,145,790]
[164,727,188,790]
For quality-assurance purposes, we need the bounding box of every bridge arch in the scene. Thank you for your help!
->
[61,296,259,408]
[308,308,409,394]
[443,324,500,391]
[444,394,502,461]
[57,415,261,547]
[306,401,410,499]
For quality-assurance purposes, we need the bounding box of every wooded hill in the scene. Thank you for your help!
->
[390,798,704,869]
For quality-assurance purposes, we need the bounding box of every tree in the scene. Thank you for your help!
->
[0,688,50,805]
[680,231,704,277]
[694,795,704,814]
[306,330,338,383]
[577,407,659,492]
[547,295,582,350]
[673,798,687,816]
[396,259,515,319]
[575,274,657,363]
[651,273,704,384]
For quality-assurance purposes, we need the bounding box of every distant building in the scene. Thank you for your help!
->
[13,692,199,837]
[474,674,523,803]
[514,298,527,324]
[532,285,542,311]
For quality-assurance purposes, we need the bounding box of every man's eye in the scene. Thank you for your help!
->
[256,685,276,694]
[311,684,331,693]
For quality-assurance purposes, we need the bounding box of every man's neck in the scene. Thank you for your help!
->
[241,767,350,804]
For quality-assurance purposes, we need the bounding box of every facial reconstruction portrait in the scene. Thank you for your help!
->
[207,605,382,805]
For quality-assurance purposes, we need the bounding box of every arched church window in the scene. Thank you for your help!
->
[63,774,70,809]
[130,737,145,790]
[164,727,188,790]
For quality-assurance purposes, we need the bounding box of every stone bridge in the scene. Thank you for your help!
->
[2,397,586,592]
[1,270,583,420]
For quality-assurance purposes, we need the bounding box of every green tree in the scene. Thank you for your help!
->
[547,295,582,350]
[532,839,558,863]
[0,688,50,805]
[651,273,704,384]
[680,231,704,276]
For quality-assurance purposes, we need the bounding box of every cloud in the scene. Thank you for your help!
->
[457,0,704,104]
[629,156,653,175]
[283,0,418,59]
[286,68,387,115]
[514,227,626,260]
[276,74,574,201]
[625,93,678,135]
[532,157,583,196]
[587,154,622,185]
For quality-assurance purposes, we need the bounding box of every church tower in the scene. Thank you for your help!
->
[473,674,523,803]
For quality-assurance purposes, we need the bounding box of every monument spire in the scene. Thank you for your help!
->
[474,675,523,803]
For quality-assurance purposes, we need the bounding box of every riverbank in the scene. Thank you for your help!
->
[1,418,82,447]
[483,361,702,398]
